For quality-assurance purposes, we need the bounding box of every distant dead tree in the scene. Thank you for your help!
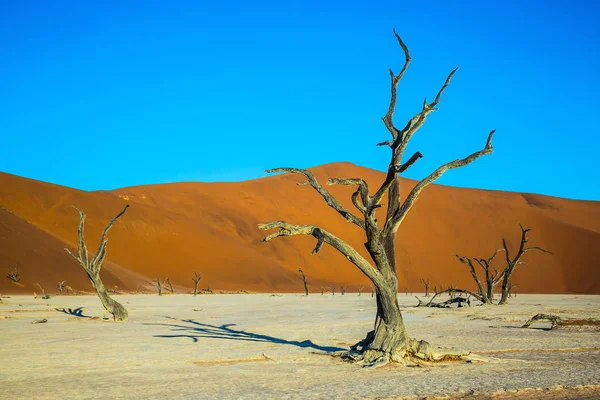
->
[6,264,21,283]
[331,286,336,297]
[34,283,50,299]
[498,225,551,305]
[320,286,325,296]
[420,278,431,297]
[259,29,495,365]
[65,205,129,321]
[341,285,346,295]
[298,268,309,296]
[192,272,203,296]
[358,286,364,296]
[165,278,175,294]
[369,283,376,298]
[57,281,66,292]
[150,278,166,296]
[454,248,505,304]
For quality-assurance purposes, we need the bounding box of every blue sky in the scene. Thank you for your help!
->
[1,0,598,200]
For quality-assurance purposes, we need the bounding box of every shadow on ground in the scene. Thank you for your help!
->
[146,317,345,352]
[55,307,91,318]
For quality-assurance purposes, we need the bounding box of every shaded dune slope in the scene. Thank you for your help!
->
[1,163,598,294]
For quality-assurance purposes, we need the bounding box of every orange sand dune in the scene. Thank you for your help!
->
[1,162,599,295]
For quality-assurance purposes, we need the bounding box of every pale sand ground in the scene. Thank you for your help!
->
[0,293,598,400]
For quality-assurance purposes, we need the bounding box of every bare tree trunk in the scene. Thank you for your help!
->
[341,286,346,295]
[192,272,202,296]
[358,286,364,296]
[165,278,175,294]
[65,205,129,321]
[298,268,309,296]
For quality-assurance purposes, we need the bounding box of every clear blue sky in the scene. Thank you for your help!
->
[1,1,598,200]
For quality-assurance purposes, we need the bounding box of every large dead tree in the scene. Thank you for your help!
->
[259,29,495,366]
[65,205,129,321]
[454,248,504,304]
[498,225,551,305]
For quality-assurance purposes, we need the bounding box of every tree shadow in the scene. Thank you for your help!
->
[55,307,91,318]
[146,317,345,353]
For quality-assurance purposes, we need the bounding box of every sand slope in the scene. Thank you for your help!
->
[1,162,599,294]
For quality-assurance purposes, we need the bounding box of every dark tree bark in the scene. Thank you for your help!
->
[454,248,504,304]
[259,29,495,365]
[498,225,551,305]
[298,268,309,296]
[65,205,129,321]
[192,272,203,296]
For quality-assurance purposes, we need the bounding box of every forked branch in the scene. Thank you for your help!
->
[259,221,381,284]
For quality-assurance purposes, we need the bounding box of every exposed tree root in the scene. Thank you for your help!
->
[328,331,487,368]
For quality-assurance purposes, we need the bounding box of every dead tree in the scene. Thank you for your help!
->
[192,272,203,296]
[498,225,551,305]
[57,281,66,292]
[521,314,562,329]
[331,286,336,296]
[358,286,364,296]
[370,283,376,298]
[420,278,431,297]
[341,285,346,295]
[34,283,51,299]
[65,205,129,321]
[150,278,166,296]
[298,268,309,296]
[321,286,325,296]
[259,29,495,365]
[6,265,20,283]
[165,278,175,294]
[454,248,504,304]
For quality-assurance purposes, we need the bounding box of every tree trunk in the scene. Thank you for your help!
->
[89,272,128,321]
[498,272,512,305]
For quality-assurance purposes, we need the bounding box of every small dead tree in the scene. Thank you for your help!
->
[420,278,431,297]
[57,281,66,292]
[454,248,504,304]
[321,286,325,296]
[65,205,129,321]
[369,283,376,298]
[341,285,346,295]
[6,265,21,283]
[192,272,203,296]
[165,278,175,294]
[498,225,551,305]
[259,29,495,365]
[150,278,166,296]
[331,286,336,296]
[34,283,51,299]
[298,268,309,296]
[358,286,364,296]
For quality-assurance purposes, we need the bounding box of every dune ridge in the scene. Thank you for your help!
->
[1,162,599,295]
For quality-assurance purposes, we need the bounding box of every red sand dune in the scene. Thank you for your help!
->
[1,162,599,295]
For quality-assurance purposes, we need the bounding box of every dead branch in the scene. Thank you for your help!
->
[6,265,21,283]
[34,283,51,299]
[57,281,67,292]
